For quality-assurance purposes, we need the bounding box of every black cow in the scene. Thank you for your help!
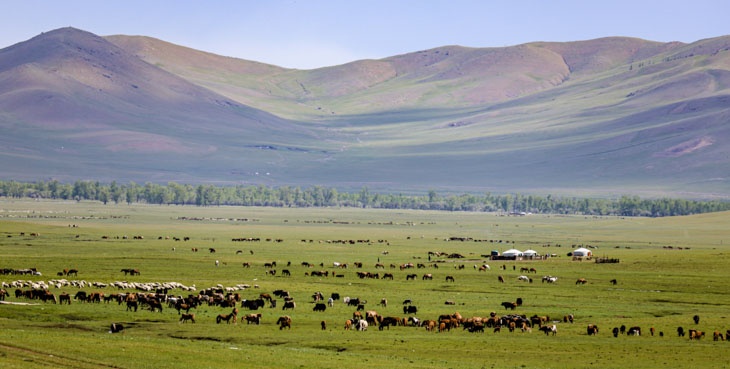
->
[241,299,265,310]
[612,327,619,337]
[313,303,326,312]
[110,323,124,333]
[330,293,340,300]
[403,305,418,314]
[282,301,296,310]
[677,327,685,337]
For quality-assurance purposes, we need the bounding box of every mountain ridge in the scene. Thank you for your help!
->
[1,27,729,197]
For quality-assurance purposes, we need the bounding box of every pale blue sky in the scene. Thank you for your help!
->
[2,0,728,69]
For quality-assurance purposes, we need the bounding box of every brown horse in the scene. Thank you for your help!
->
[216,308,238,324]
[245,313,262,325]
[180,313,195,323]
[277,316,292,330]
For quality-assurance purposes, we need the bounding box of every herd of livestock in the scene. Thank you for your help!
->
[2,261,729,343]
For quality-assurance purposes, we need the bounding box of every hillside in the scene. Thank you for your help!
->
[1,28,729,196]
[0,28,329,184]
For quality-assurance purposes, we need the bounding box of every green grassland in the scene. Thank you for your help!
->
[0,200,729,368]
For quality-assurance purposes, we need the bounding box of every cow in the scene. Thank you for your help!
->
[713,331,725,341]
[693,315,700,324]
[365,311,379,326]
[587,324,599,335]
[540,325,557,336]
[110,323,124,333]
[282,301,296,310]
[501,302,517,310]
[627,327,641,336]
[612,327,619,337]
[179,313,195,323]
[379,317,401,330]
[313,303,326,312]
[277,316,292,330]
[403,305,418,314]
[677,327,685,337]
[689,330,705,340]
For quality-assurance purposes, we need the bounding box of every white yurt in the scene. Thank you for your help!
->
[502,249,523,257]
[523,249,539,256]
[572,247,592,257]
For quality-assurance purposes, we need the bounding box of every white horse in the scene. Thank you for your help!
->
[327,297,334,307]
[517,275,529,282]
[357,319,368,331]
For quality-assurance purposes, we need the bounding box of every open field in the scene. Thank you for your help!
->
[0,199,729,368]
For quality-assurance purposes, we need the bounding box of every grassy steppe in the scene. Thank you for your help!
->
[0,200,729,368]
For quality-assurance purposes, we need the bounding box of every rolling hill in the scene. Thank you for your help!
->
[2,27,730,197]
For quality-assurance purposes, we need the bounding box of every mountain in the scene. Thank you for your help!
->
[2,28,730,197]
[0,28,327,184]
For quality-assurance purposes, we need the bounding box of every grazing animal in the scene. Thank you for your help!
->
[713,331,724,341]
[344,319,353,330]
[650,327,655,336]
[422,273,433,280]
[498,275,504,283]
[403,305,418,314]
[445,275,455,282]
[379,298,387,307]
[406,274,417,280]
[216,308,238,324]
[620,325,626,334]
[501,302,517,310]
[540,325,557,336]
[693,315,700,324]
[245,313,262,325]
[612,327,619,337]
[689,330,705,340]
[627,326,641,336]
[356,319,368,331]
[328,297,334,307]
[587,324,599,335]
[677,327,685,337]
[282,301,296,310]
[313,303,327,312]
[110,323,124,333]
[576,278,587,285]
[59,293,71,305]
[321,320,326,330]
[179,313,195,323]
[277,316,292,330]
[610,279,617,285]
[517,275,529,282]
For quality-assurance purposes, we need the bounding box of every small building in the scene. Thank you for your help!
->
[523,249,539,257]
[502,249,523,257]
[572,247,592,257]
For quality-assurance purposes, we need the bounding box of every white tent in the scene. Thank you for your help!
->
[573,247,592,257]
[502,249,523,257]
[523,249,539,256]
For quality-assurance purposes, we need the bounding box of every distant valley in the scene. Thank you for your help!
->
[1,27,729,197]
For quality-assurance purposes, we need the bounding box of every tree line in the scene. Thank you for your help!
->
[0,180,728,217]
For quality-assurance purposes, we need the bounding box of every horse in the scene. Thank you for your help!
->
[445,275,455,282]
[356,319,368,331]
[59,293,71,305]
[216,308,238,324]
[576,278,587,285]
[180,313,196,323]
[277,316,292,330]
[517,275,529,282]
[587,324,599,335]
[245,313,262,325]
[422,274,433,280]
[498,275,505,283]
[540,325,557,336]
[344,319,353,330]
